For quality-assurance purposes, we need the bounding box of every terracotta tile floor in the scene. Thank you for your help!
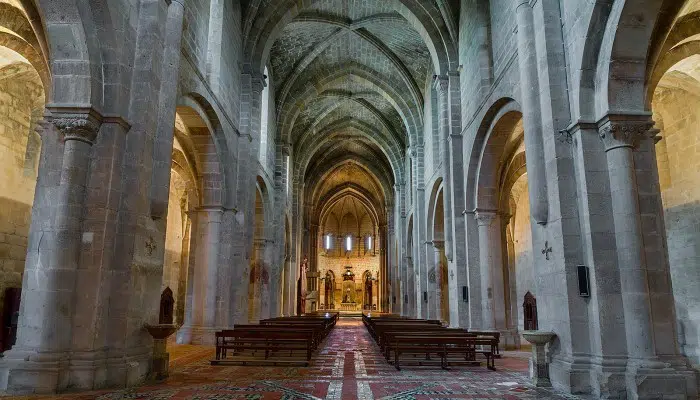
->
[5,319,585,399]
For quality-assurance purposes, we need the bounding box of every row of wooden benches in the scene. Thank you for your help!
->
[212,312,339,366]
[363,313,500,370]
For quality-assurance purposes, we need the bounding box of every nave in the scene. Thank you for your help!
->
[16,318,581,400]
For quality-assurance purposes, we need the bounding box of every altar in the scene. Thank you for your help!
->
[340,302,358,311]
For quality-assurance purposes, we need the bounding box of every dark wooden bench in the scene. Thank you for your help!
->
[213,326,316,366]
[381,329,473,360]
[390,335,495,371]
[468,330,501,358]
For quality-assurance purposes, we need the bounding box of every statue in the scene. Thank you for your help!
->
[344,288,351,303]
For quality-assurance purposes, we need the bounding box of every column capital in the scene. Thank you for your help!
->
[251,73,267,95]
[433,240,445,250]
[47,106,103,144]
[597,113,657,152]
[475,210,498,227]
[281,141,292,156]
[433,74,449,95]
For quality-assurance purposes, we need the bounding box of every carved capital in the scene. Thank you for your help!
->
[433,74,449,95]
[49,108,102,144]
[475,210,498,227]
[251,73,267,95]
[597,114,656,152]
[433,240,445,250]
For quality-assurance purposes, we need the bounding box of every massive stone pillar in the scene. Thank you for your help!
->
[598,115,655,361]
[150,0,186,218]
[515,0,548,224]
[179,207,222,344]
[463,210,482,329]
[259,238,275,320]
[475,210,506,330]
[433,241,447,323]
[0,109,102,393]
[434,73,468,327]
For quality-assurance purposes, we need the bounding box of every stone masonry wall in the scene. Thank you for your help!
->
[182,0,211,75]
[653,84,700,367]
[0,70,43,314]
[488,0,517,78]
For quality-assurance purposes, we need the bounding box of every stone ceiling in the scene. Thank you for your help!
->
[245,0,436,219]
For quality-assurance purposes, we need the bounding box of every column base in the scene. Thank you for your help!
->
[624,357,698,400]
[501,329,521,350]
[550,354,699,399]
[0,346,150,395]
[0,348,66,394]
[188,326,223,345]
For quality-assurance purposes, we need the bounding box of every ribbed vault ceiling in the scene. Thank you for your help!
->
[246,0,437,217]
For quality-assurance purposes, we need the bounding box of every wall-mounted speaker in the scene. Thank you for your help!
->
[423,291,428,303]
[404,294,408,304]
[577,265,590,297]
[462,286,468,302]
[392,296,396,304]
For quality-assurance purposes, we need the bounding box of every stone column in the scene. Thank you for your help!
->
[405,256,415,317]
[598,115,657,360]
[515,0,548,224]
[150,0,187,218]
[0,109,102,394]
[260,238,275,320]
[433,241,446,323]
[475,210,506,330]
[433,77,454,261]
[182,207,222,344]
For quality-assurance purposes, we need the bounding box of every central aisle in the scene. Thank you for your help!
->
[29,319,582,399]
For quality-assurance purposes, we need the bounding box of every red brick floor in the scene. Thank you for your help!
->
[4,319,583,399]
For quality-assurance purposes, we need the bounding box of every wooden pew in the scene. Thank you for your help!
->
[213,327,316,366]
[468,330,501,358]
[390,335,496,371]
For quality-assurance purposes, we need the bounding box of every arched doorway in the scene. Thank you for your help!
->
[0,2,47,353]
[647,2,700,366]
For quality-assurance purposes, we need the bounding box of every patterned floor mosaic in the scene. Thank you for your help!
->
[5,319,585,399]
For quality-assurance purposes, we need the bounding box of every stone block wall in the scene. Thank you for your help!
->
[219,0,242,123]
[488,0,517,78]
[182,0,211,75]
[653,84,700,367]
[0,70,43,314]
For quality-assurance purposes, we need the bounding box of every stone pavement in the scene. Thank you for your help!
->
[7,319,585,399]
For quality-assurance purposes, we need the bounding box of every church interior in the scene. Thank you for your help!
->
[0,0,698,398]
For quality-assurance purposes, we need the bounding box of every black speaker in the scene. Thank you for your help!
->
[392,296,396,304]
[577,265,590,297]
[462,286,468,302]
[423,291,428,303]
[404,294,408,304]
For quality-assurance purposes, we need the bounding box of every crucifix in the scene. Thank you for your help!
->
[541,241,552,260]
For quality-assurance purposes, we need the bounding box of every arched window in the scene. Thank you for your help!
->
[523,292,538,331]
[325,234,333,250]
[345,235,352,252]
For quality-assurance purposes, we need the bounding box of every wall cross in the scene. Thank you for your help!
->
[542,241,552,260]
